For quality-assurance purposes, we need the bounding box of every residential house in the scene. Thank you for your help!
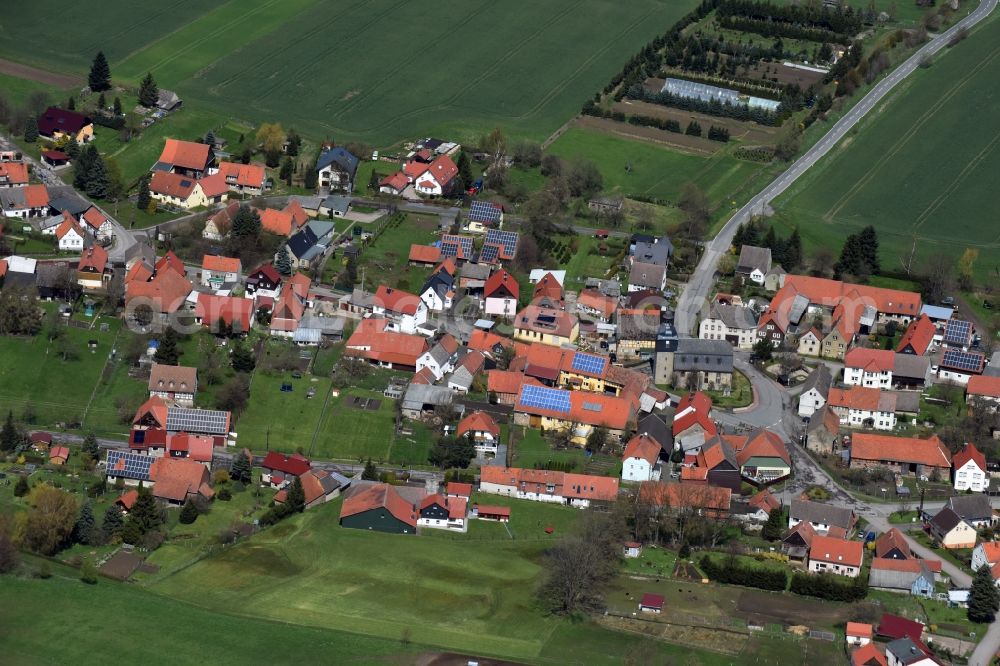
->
[576,288,617,323]
[734,487,780,523]
[202,201,239,240]
[513,298,578,346]
[487,370,533,406]
[798,365,832,418]
[148,363,197,406]
[339,483,417,534]
[694,439,741,491]
[628,262,666,293]
[630,237,673,267]
[849,433,951,478]
[201,254,241,288]
[619,309,661,361]
[468,329,513,360]
[274,469,349,509]
[447,482,472,499]
[483,269,519,318]
[789,498,856,536]
[808,535,863,577]
[316,147,359,191]
[80,207,113,242]
[372,285,427,335]
[970,542,1000,583]
[246,263,282,296]
[623,541,643,558]
[926,507,977,549]
[49,446,70,465]
[417,493,468,531]
[729,428,791,486]
[464,200,503,232]
[413,155,460,197]
[847,622,874,648]
[621,433,662,483]
[447,350,485,393]
[0,184,49,218]
[456,410,500,458]
[736,245,774,285]
[260,451,311,489]
[953,443,988,492]
[269,273,310,336]
[943,318,975,349]
[639,481,732,519]
[37,107,93,143]
[416,334,460,381]
[512,384,634,445]
[844,348,895,388]
[797,328,823,357]
[379,172,408,196]
[0,161,29,188]
[149,171,228,209]
[344,318,429,371]
[828,386,898,430]
[76,243,112,293]
[669,338,734,391]
[944,494,996,529]
[319,194,352,218]
[285,221,333,270]
[55,215,86,251]
[194,293,255,334]
[419,264,456,313]
[967,374,1000,410]
[124,251,193,318]
[897,315,936,356]
[153,138,215,177]
[480,466,619,508]
[258,202,309,236]
[885,637,937,666]
[698,303,758,349]
[672,392,717,454]
[148,457,214,506]
[937,349,985,385]
[868,559,936,597]
[875,529,913,560]
[215,161,267,196]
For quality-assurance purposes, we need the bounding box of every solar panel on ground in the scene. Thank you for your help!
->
[519,385,571,413]
[571,352,608,375]
[943,319,972,345]
[167,407,229,434]
[941,349,984,372]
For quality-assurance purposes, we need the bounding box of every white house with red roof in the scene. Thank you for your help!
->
[808,535,864,577]
[456,410,500,457]
[621,433,662,482]
[379,172,408,196]
[372,284,427,335]
[261,451,311,489]
[413,155,460,197]
[844,348,895,388]
[483,269,519,318]
[201,254,241,288]
[417,493,468,531]
[971,541,1000,585]
[967,375,1000,410]
[55,215,86,251]
[953,443,988,492]
[672,392,717,454]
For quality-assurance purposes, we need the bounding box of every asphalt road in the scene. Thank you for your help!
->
[674,0,998,336]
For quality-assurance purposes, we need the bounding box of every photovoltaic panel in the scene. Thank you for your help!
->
[441,234,473,259]
[519,385,571,413]
[479,244,500,264]
[943,319,972,345]
[167,407,229,434]
[571,351,608,375]
[106,450,153,481]
[941,349,984,372]
[485,229,519,258]
[439,241,459,258]
[468,201,502,223]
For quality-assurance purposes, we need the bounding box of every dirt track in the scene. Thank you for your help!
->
[0,58,80,88]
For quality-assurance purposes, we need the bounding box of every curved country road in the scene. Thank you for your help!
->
[675,0,998,336]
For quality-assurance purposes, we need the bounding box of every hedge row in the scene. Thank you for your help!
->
[700,555,788,591]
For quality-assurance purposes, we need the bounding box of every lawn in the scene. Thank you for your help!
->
[310,388,400,463]
[0,0,704,146]
[353,212,439,291]
[556,233,625,287]
[236,371,332,453]
[547,126,763,207]
[772,14,1000,281]
[513,427,588,472]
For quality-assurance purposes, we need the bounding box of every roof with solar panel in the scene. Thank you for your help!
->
[940,349,985,374]
[484,229,518,260]
[569,351,608,377]
[106,450,154,481]
[166,407,230,435]
[439,234,474,260]
[517,385,572,414]
[943,319,973,347]
[467,201,503,224]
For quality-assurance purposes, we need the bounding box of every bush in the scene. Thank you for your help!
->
[80,559,98,585]
[790,571,867,601]
[700,554,788,591]
[36,561,52,579]
[217,487,232,501]
[179,500,199,524]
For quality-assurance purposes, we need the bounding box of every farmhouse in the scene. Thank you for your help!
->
[868,558,936,597]
[480,466,619,508]
[849,433,951,478]
[148,363,197,406]
[124,251,193,317]
[269,273,311,336]
[789,498,856,536]
[417,494,468,531]
[260,451,311,489]
[344,318,429,371]
[0,184,49,218]
[798,365,832,418]
[0,161,29,187]
[619,309,661,361]
[149,457,214,506]
[37,107,93,144]
[736,245,772,284]
[149,171,228,209]
[316,146,359,191]
[827,386,897,431]
[897,315,936,355]
[937,349,986,385]
[339,483,417,534]
[943,494,997,529]
[967,374,1000,410]
[698,303,758,349]
[513,384,634,445]
[875,528,913,560]
[215,161,267,196]
[844,348,895,388]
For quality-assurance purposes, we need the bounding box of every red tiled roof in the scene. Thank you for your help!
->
[514,387,634,430]
[149,170,197,199]
[484,269,519,300]
[447,482,473,497]
[828,386,895,413]
[262,451,311,476]
[195,293,254,331]
[481,466,620,502]
[487,370,532,395]
[125,261,192,314]
[874,528,911,559]
[284,200,310,230]
[344,318,429,367]
[198,173,228,198]
[673,392,716,438]
[117,489,139,510]
[149,457,213,502]
[623,433,660,466]
[402,161,429,180]
[341,483,417,527]
[871,557,940,574]
[968,375,1000,399]
[953,442,986,472]
[24,184,49,208]
[49,445,70,462]
[515,302,577,339]
[733,429,790,467]
[680,466,708,482]
[847,622,873,638]
[877,613,924,640]
[844,347,895,373]
[81,206,108,231]
[158,138,211,171]
[78,243,109,274]
[457,410,499,439]
[250,263,281,284]
[258,207,295,236]
[809,534,863,568]
[0,161,29,185]
[425,155,458,186]
[639,482,731,512]
[748,488,780,513]
[577,288,617,319]
[851,644,887,666]
[850,433,951,468]
[375,284,422,315]
[408,244,441,264]
[216,161,266,188]
[532,273,564,300]
[897,315,936,355]
[380,172,408,192]
[55,216,84,241]
[133,396,169,427]
[202,254,241,274]
[167,433,214,463]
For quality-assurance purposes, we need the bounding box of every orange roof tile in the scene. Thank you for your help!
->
[457,410,500,439]
[844,347,896,373]
[24,184,48,208]
[809,534,863,567]
[484,269,519,300]
[953,442,986,472]
[968,375,1000,399]
[158,138,211,171]
[340,483,417,527]
[55,215,84,241]
[195,293,254,331]
[408,244,441,264]
[0,161,28,185]
[847,622,873,638]
[258,207,295,236]
[375,284,422,315]
[150,170,197,198]
[78,243,108,273]
[216,161,266,188]
[202,254,241,274]
[380,172,408,191]
[850,433,951,469]
[81,206,108,231]
[897,315,936,355]
[851,643,887,666]
[344,318,429,367]
[198,173,228,198]
[481,466,619,502]
[639,482,731,512]
[673,392,716,437]
[870,558,940,574]
[874,528,911,559]
[828,386,895,412]
[680,466,708,482]
[577,288,617,319]
[468,329,512,355]
[623,433,660,465]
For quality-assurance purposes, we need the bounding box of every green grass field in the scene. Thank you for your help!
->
[773,15,1000,280]
[0,0,703,146]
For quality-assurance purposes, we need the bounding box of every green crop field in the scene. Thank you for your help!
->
[0,0,703,146]
[773,15,1000,280]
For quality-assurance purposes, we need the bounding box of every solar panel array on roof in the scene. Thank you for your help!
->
[440,234,473,259]
[941,349,984,372]
[106,450,153,481]
[167,407,229,434]
[582,401,603,412]
[571,352,608,375]
[468,201,502,223]
[485,229,518,258]
[519,385,571,413]
[479,244,499,264]
[943,319,972,345]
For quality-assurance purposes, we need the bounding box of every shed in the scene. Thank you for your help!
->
[639,593,664,613]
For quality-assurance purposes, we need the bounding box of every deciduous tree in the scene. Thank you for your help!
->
[256,122,285,154]
[18,485,77,555]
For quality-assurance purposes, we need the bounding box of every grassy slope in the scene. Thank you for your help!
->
[772,15,1000,280]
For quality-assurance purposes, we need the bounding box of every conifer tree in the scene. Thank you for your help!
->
[23,116,38,143]
[138,72,159,108]
[88,51,111,92]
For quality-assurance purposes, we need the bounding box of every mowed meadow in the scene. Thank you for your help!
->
[772,15,1000,279]
[0,0,703,145]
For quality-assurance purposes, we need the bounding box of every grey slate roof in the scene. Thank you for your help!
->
[893,353,930,379]
[707,303,758,330]
[736,245,772,274]
[629,262,666,289]
[459,262,491,281]
[928,507,964,535]
[322,194,352,216]
[789,498,854,530]
[316,147,359,179]
[673,338,734,373]
[947,494,994,521]
[638,412,674,454]
[801,365,832,397]
[426,341,456,367]
[886,637,930,666]
[631,238,673,266]
[287,226,319,260]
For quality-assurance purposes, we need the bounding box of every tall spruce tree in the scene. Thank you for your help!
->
[230,451,252,484]
[785,227,803,269]
[274,245,292,276]
[23,116,38,143]
[136,174,151,212]
[969,565,1000,623]
[129,488,163,534]
[85,151,110,199]
[113,97,122,116]
[0,410,19,452]
[138,72,159,108]
[858,226,880,274]
[73,502,96,545]
[231,205,262,238]
[286,477,305,513]
[102,504,124,538]
[178,499,199,525]
[154,327,180,365]
[73,144,97,191]
[88,52,112,92]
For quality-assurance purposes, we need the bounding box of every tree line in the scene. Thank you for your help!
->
[716,0,861,41]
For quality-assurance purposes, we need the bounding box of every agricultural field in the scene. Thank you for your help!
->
[772,15,1000,281]
[0,0,704,146]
